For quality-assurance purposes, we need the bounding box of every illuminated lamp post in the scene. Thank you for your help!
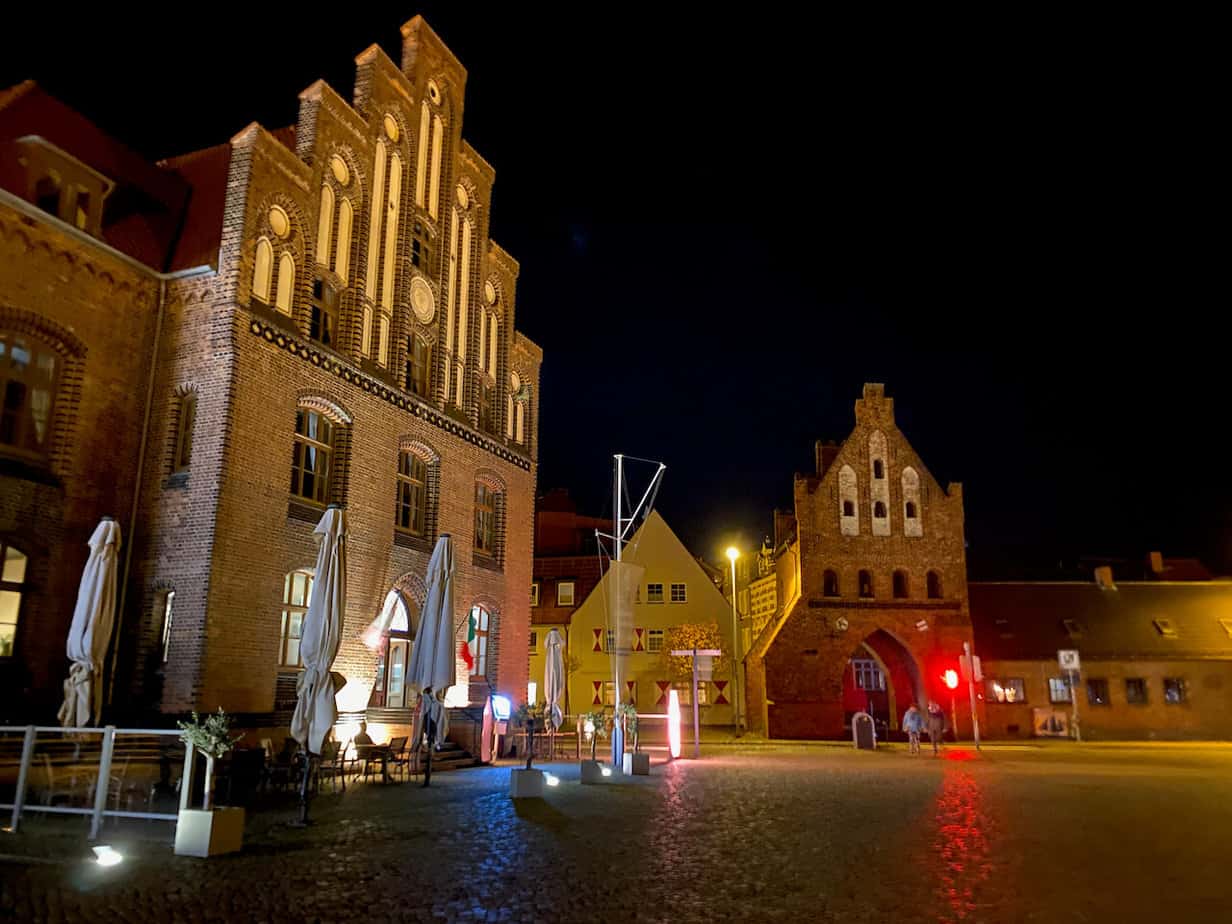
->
[725,547,743,735]
[943,668,960,743]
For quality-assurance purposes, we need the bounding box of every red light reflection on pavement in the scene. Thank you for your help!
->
[932,769,992,922]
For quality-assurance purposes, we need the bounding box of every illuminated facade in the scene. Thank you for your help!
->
[0,17,540,739]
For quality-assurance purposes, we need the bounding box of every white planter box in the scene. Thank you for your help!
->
[509,769,545,798]
[622,752,651,775]
[580,759,606,784]
[174,807,245,858]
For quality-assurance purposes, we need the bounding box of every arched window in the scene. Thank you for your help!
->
[335,198,353,281]
[1,330,61,457]
[406,332,432,397]
[874,501,888,519]
[823,570,839,597]
[172,391,196,473]
[280,568,314,666]
[842,500,855,517]
[893,570,909,599]
[905,501,917,519]
[858,570,874,599]
[252,237,273,303]
[369,589,417,708]
[1,541,29,657]
[927,571,942,599]
[309,278,337,347]
[381,154,402,310]
[429,113,444,219]
[416,101,430,207]
[869,431,890,536]
[396,450,428,536]
[474,481,498,557]
[839,464,859,536]
[376,312,391,367]
[469,604,490,676]
[290,409,334,505]
[275,253,295,314]
[515,401,526,445]
[902,466,923,538]
[365,138,387,303]
[316,184,335,265]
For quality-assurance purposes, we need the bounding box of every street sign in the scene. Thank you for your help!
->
[1058,649,1081,672]
[696,655,714,681]
[959,654,984,683]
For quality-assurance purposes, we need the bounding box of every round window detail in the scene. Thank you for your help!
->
[383,114,400,142]
[511,371,522,392]
[427,79,442,105]
[330,155,349,186]
[410,277,435,324]
[484,280,497,304]
[268,206,290,239]
[455,185,470,209]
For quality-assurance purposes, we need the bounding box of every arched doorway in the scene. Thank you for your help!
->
[367,589,420,708]
[842,629,924,739]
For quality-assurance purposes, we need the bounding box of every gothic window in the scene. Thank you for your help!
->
[474,482,498,557]
[406,333,433,397]
[823,570,839,597]
[874,501,888,519]
[275,253,295,314]
[905,501,917,519]
[0,331,60,458]
[839,464,859,536]
[310,278,338,348]
[411,221,431,269]
[253,238,273,303]
[873,460,884,479]
[858,570,874,598]
[893,570,909,599]
[842,500,855,517]
[869,431,890,536]
[442,202,473,407]
[316,184,335,266]
[396,450,428,536]
[902,466,923,537]
[173,391,196,473]
[927,571,942,599]
[290,409,334,505]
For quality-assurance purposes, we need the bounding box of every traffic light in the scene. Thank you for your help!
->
[942,669,959,690]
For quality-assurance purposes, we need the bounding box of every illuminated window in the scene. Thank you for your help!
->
[647,628,664,653]
[528,630,538,652]
[1163,677,1186,704]
[406,333,432,397]
[173,392,196,473]
[474,483,497,557]
[672,681,707,707]
[892,570,909,599]
[280,569,314,666]
[471,604,490,676]
[530,582,540,607]
[858,570,873,599]
[0,541,29,658]
[646,583,664,604]
[670,582,687,603]
[1048,677,1072,703]
[309,277,338,347]
[926,571,942,599]
[1125,677,1148,705]
[603,680,616,706]
[275,253,295,314]
[852,659,886,691]
[290,410,333,505]
[158,590,175,663]
[987,677,1026,704]
[395,451,428,536]
[557,581,575,607]
[252,238,273,302]
[823,570,839,597]
[1086,677,1109,706]
[1,331,60,458]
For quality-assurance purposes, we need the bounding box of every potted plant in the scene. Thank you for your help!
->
[509,702,546,798]
[618,703,650,775]
[174,708,245,857]
[580,709,609,784]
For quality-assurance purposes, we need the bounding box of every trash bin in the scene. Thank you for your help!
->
[852,711,876,750]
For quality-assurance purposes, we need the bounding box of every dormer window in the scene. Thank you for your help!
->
[17,137,113,236]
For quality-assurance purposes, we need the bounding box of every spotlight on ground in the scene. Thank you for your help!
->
[544,773,560,787]
[601,767,612,777]
[92,845,123,867]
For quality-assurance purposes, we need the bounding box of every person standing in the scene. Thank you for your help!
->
[926,701,946,755]
[902,703,925,755]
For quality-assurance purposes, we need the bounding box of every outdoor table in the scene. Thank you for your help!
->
[356,743,394,783]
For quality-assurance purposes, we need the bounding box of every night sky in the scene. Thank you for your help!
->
[5,8,1224,575]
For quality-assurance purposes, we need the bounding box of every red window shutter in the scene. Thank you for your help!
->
[592,628,602,652]
[592,680,603,705]
[634,627,645,651]
[626,680,636,703]
[712,679,730,705]
[656,680,671,706]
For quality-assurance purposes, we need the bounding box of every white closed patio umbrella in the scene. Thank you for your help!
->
[58,517,122,728]
[407,533,455,786]
[290,506,347,758]
[545,627,564,731]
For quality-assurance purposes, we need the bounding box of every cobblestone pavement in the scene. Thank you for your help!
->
[3,744,1232,922]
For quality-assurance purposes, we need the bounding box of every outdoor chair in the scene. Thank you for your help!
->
[316,741,347,794]
[87,756,132,812]
[386,736,410,782]
[267,738,300,790]
[40,754,84,806]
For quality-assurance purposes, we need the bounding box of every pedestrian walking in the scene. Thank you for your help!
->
[926,700,946,755]
[902,702,925,755]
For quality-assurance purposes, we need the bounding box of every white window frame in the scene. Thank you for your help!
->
[646,583,664,604]
[646,628,664,653]
[669,582,687,603]
[530,582,540,607]
[557,581,575,607]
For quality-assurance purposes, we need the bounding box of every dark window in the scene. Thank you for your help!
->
[73,189,91,230]
[1125,677,1148,705]
[479,381,496,434]
[474,483,497,556]
[646,583,664,604]
[1086,678,1109,706]
[309,277,338,347]
[892,570,908,598]
[0,331,60,458]
[34,175,60,215]
[926,571,942,599]
[823,570,839,597]
[411,222,431,269]
[905,501,917,519]
[873,459,884,479]
[842,500,855,517]
[396,451,428,535]
[858,570,873,598]
[290,410,333,505]
[1163,678,1186,704]
[173,393,196,472]
[406,334,432,397]
[873,501,887,519]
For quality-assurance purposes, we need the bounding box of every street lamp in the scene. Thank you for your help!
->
[725,546,743,734]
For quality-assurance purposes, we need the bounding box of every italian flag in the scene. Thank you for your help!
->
[460,612,476,672]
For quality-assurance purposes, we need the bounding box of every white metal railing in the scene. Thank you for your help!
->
[0,725,187,839]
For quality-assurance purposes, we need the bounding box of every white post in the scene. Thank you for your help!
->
[692,647,701,760]
[179,744,195,812]
[964,641,981,750]
[611,454,624,767]
[89,725,116,840]
[8,725,36,832]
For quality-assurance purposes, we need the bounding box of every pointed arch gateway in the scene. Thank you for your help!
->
[842,629,925,735]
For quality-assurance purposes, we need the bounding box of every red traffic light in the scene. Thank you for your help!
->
[942,669,959,690]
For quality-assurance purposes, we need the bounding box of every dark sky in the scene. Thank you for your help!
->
[5,7,1225,574]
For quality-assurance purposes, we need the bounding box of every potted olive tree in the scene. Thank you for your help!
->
[174,709,245,857]
[580,709,609,784]
[509,702,546,798]
[618,703,649,775]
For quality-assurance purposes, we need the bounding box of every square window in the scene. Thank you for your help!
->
[647,628,664,653]
[530,582,540,607]
[670,582,687,603]
[1163,677,1186,704]
[528,630,538,652]
[1125,678,1148,705]
[646,583,664,604]
[987,677,1026,704]
[602,680,616,707]
[1086,678,1110,706]
[557,581,575,607]
[1048,677,1072,703]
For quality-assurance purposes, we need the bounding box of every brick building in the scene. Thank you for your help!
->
[745,384,978,740]
[0,16,540,742]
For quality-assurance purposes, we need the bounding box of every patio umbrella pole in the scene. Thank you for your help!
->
[422,715,434,787]
[295,752,317,826]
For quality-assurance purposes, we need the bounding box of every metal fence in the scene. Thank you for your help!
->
[0,725,189,839]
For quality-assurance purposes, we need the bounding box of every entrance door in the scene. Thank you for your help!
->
[387,639,409,708]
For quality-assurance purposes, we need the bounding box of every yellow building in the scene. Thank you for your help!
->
[566,511,737,725]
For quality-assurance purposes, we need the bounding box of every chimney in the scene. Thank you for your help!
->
[1094,566,1116,590]
[1147,551,1164,575]
[815,440,840,478]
